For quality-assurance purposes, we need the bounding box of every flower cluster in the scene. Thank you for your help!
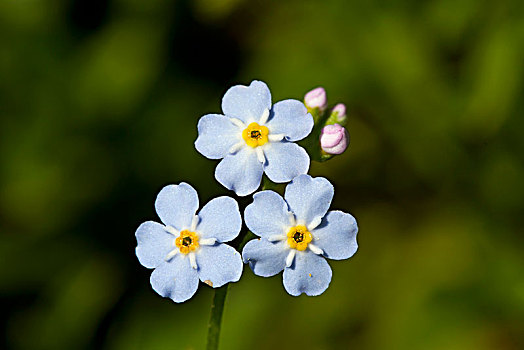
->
[135,81,358,302]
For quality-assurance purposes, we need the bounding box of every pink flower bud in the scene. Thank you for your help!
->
[331,103,346,122]
[320,123,349,155]
[304,87,327,110]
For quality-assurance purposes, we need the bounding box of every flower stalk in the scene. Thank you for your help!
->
[205,175,277,350]
[206,285,229,350]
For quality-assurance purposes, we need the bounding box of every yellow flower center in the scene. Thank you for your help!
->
[242,122,269,148]
[175,230,199,254]
[287,225,312,251]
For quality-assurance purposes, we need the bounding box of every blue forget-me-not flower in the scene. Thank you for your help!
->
[195,80,314,196]
[135,183,243,302]
[242,174,358,296]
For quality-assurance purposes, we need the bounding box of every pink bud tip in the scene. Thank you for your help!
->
[304,87,327,110]
[320,123,349,155]
[332,103,346,119]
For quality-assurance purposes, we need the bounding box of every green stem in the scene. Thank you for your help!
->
[205,177,277,349]
[206,285,229,350]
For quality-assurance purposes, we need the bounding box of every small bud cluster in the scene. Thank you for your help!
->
[303,87,350,160]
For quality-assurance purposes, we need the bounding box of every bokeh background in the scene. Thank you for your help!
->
[2,0,524,349]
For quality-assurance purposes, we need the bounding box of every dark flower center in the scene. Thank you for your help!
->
[250,130,261,139]
[293,231,304,243]
[182,236,193,246]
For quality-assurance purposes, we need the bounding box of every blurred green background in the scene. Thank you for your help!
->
[1,0,524,349]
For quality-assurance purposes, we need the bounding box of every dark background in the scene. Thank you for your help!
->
[1,0,524,349]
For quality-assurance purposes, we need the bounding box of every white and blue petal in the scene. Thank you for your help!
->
[244,190,290,238]
[135,221,175,269]
[263,142,310,183]
[150,255,199,303]
[283,252,332,296]
[195,114,242,159]
[284,175,334,227]
[242,239,288,277]
[197,196,241,242]
[155,183,199,230]
[215,147,263,196]
[221,80,272,123]
[266,100,313,141]
[196,244,243,288]
[312,211,358,260]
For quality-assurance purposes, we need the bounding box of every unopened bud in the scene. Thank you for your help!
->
[304,87,327,111]
[320,123,349,155]
[331,103,346,123]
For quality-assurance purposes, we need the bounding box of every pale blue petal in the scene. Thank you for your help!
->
[266,100,313,141]
[195,114,242,159]
[284,175,334,226]
[263,142,310,183]
[242,239,288,277]
[244,190,290,238]
[221,80,272,123]
[312,211,358,260]
[150,255,199,303]
[197,196,241,242]
[283,251,332,296]
[215,147,263,196]
[155,183,199,230]
[197,244,243,288]
[135,221,174,269]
